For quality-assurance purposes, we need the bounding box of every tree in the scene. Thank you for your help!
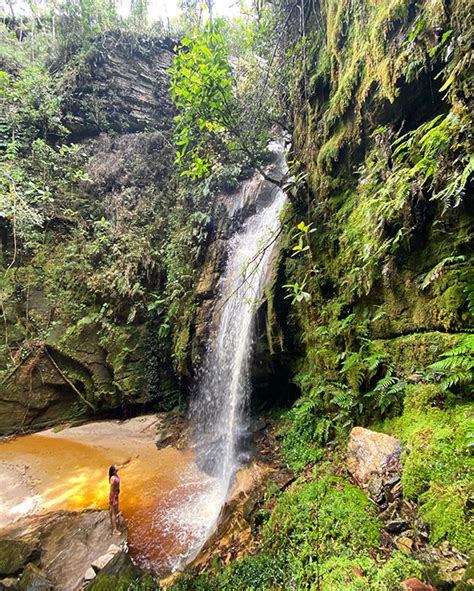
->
[169,17,285,183]
[169,20,236,179]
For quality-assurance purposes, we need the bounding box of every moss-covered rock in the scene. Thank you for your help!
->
[18,563,52,591]
[0,538,39,576]
[381,403,473,552]
[85,553,150,591]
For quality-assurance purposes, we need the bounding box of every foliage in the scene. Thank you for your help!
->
[169,21,235,179]
[426,334,474,393]
[382,402,473,552]
[1,65,68,148]
[169,11,285,180]
[168,474,424,590]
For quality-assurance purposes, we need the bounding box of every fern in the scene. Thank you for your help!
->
[368,365,407,416]
[428,334,474,392]
[341,352,366,389]
[465,279,474,318]
[419,255,466,289]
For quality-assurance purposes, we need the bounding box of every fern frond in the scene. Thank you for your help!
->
[465,280,474,317]
[440,370,474,391]
[419,255,466,289]
[374,374,398,391]
[427,334,474,392]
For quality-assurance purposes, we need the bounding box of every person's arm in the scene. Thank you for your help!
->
[116,458,132,471]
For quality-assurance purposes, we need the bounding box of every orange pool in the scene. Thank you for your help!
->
[0,417,210,574]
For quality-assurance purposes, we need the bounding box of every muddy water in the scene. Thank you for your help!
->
[0,421,208,574]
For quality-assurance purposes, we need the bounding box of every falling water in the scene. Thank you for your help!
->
[158,143,288,570]
[190,176,287,484]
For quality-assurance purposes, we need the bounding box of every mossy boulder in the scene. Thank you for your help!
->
[18,563,52,591]
[85,552,146,591]
[381,403,473,552]
[0,538,39,576]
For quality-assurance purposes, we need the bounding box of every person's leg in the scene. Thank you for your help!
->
[111,504,120,534]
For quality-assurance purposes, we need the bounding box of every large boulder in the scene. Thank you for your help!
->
[1,510,127,591]
[347,427,402,485]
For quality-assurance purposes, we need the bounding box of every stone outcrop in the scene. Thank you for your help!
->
[63,32,175,137]
[0,510,127,591]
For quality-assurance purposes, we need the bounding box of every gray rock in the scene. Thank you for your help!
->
[2,510,127,591]
[83,567,96,582]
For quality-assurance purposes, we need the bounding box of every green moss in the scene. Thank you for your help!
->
[372,333,463,372]
[0,538,39,576]
[182,477,424,591]
[279,418,324,471]
[263,476,382,560]
[420,482,473,551]
[319,551,424,591]
[381,402,474,551]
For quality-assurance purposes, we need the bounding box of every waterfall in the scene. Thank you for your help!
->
[190,181,287,484]
[161,143,287,571]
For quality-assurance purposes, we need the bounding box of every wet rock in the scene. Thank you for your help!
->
[85,553,143,590]
[347,427,402,485]
[192,462,272,568]
[2,510,126,591]
[0,539,39,576]
[18,564,52,591]
[384,519,410,534]
[401,578,437,591]
[250,419,267,433]
[154,413,189,450]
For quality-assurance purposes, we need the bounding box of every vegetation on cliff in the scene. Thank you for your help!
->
[1,0,473,588]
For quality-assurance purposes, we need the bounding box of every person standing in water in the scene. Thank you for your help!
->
[108,461,130,535]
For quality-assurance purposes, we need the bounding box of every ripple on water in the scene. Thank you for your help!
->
[127,461,228,574]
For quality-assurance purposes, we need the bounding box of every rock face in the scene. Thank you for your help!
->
[0,348,85,436]
[0,510,127,591]
[63,31,175,137]
[347,427,402,485]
